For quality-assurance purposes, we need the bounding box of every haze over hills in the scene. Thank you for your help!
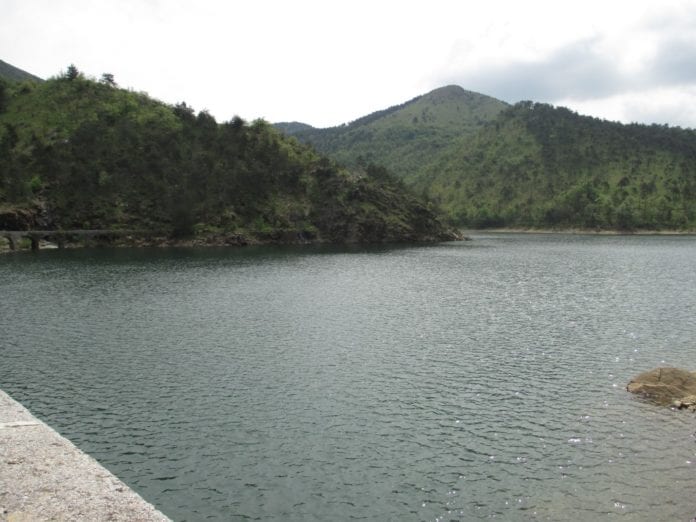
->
[276,85,508,184]
[279,86,696,230]
[0,59,43,83]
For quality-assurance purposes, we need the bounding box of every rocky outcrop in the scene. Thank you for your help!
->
[627,367,696,409]
[0,207,37,230]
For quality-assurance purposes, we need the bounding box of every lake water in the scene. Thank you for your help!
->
[1,233,696,521]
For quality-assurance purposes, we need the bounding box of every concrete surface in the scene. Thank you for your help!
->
[0,389,170,521]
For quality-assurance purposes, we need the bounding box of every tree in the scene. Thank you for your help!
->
[100,73,116,86]
[65,64,80,80]
[0,80,7,113]
[173,102,195,122]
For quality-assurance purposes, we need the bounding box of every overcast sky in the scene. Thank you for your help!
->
[2,0,696,128]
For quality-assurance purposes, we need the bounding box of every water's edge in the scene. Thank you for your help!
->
[0,388,170,521]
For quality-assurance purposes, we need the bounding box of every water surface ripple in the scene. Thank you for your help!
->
[1,234,696,520]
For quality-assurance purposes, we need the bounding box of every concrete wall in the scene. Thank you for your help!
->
[0,390,170,521]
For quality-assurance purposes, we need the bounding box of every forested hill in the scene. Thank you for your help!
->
[276,85,508,184]
[280,83,696,231]
[419,102,696,229]
[0,59,43,82]
[0,69,459,244]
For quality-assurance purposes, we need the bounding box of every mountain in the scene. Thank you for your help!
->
[418,102,696,230]
[0,69,459,244]
[276,85,508,184]
[280,85,696,231]
[274,121,315,135]
[0,59,43,82]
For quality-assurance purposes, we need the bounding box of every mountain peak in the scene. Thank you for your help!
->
[279,84,509,182]
[426,84,467,96]
[422,85,504,106]
[273,121,315,135]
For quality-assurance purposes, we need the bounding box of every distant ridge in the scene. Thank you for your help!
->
[275,84,696,230]
[273,121,315,134]
[346,85,499,129]
[0,59,43,82]
[275,85,508,183]
[417,100,696,229]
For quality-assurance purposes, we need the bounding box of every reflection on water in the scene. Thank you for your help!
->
[1,235,696,521]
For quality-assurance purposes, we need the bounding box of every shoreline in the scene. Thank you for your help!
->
[2,227,695,254]
[462,227,696,236]
[0,231,464,254]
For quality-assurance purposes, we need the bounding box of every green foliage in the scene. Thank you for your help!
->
[99,73,116,87]
[283,87,696,231]
[278,85,508,184]
[0,79,7,113]
[170,197,196,238]
[415,102,696,230]
[28,175,42,194]
[0,74,456,243]
[65,64,80,81]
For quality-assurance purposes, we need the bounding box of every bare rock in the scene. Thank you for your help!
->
[627,367,696,407]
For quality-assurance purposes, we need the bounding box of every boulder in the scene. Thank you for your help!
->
[627,367,696,407]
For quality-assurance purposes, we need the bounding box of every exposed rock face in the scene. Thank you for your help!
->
[627,367,696,409]
[0,207,37,230]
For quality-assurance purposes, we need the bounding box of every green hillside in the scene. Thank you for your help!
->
[0,59,43,82]
[274,121,315,135]
[419,102,696,230]
[278,85,508,184]
[0,69,459,245]
[283,83,696,231]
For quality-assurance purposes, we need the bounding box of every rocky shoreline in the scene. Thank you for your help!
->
[1,228,465,254]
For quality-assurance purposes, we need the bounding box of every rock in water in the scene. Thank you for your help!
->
[627,367,696,407]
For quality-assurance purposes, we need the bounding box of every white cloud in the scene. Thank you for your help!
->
[431,0,696,127]
[2,0,696,127]
[557,86,696,128]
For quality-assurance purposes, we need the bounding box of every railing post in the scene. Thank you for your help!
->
[6,234,18,251]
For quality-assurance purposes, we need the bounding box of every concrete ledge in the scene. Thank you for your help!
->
[0,390,170,521]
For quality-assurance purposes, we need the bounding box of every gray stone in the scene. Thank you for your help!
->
[0,389,170,521]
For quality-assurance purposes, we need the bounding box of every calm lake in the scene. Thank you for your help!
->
[1,233,696,521]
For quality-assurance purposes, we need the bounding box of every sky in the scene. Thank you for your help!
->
[2,0,696,128]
